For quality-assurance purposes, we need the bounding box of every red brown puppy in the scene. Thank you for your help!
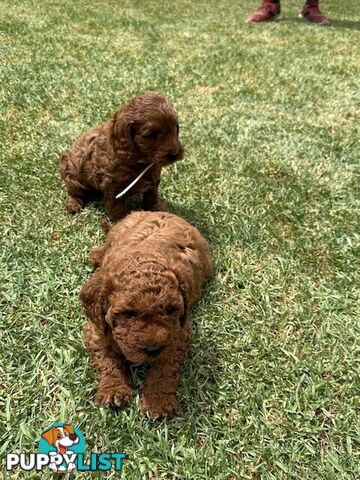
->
[80,211,213,419]
[60,92,184,221]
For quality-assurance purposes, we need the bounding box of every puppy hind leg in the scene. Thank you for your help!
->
[89,245,106,267]
[65,181,93,214]
[66,196,85,214]
[60,151,89,214]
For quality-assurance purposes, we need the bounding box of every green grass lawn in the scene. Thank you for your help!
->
[1,0,359,478]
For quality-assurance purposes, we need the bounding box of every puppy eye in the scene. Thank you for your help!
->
[144,129,159,140]
[166,306,176,315]
[122,310,137,319]
[57,433,62,438]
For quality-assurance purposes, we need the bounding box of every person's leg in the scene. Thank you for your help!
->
[300,0,328,24]
[246,0,281,23]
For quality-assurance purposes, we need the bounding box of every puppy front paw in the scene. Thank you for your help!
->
[95,385,133,408]
[140,392,179,420]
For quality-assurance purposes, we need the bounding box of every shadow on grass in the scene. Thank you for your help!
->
[86,196,216,243]
[284,17,360,31]
[166,201,214,240]
[325,19,360,31]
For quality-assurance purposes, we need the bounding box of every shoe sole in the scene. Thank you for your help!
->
[298,12,329,25]
[246,13,281,23]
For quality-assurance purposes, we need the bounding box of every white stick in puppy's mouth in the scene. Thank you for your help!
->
[115,163,153,199]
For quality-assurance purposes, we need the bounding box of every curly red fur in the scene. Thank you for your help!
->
[60,92,184,221]
[80,211,213,419]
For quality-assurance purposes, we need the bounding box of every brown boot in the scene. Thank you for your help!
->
[300,0,328,24]
[246,1,281,23]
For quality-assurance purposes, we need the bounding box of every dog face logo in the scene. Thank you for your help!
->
[39,423,84,472]
[41,425,79,455]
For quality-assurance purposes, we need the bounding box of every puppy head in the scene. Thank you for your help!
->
[112,92,184,166]
[80,255,188,364]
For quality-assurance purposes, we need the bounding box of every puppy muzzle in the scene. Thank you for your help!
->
[143,346,165,357]
[164,146,184,164]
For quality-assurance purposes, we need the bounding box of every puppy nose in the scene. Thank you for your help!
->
[168,149,179,159]
[69,434,77,441]
[144,346,164,357]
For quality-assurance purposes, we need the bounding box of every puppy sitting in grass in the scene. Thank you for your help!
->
[80,211,213,419]
[60,92,184,221]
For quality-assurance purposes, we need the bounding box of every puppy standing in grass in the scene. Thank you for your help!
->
[60,92,184,221]
[80,211,213,419]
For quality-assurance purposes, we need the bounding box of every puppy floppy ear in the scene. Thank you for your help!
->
[79,270,110,332]
[112,109,136,152]
[41,428,56,446]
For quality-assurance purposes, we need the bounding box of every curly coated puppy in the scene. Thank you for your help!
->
[60,92,184,221]
[80,211,213,419]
